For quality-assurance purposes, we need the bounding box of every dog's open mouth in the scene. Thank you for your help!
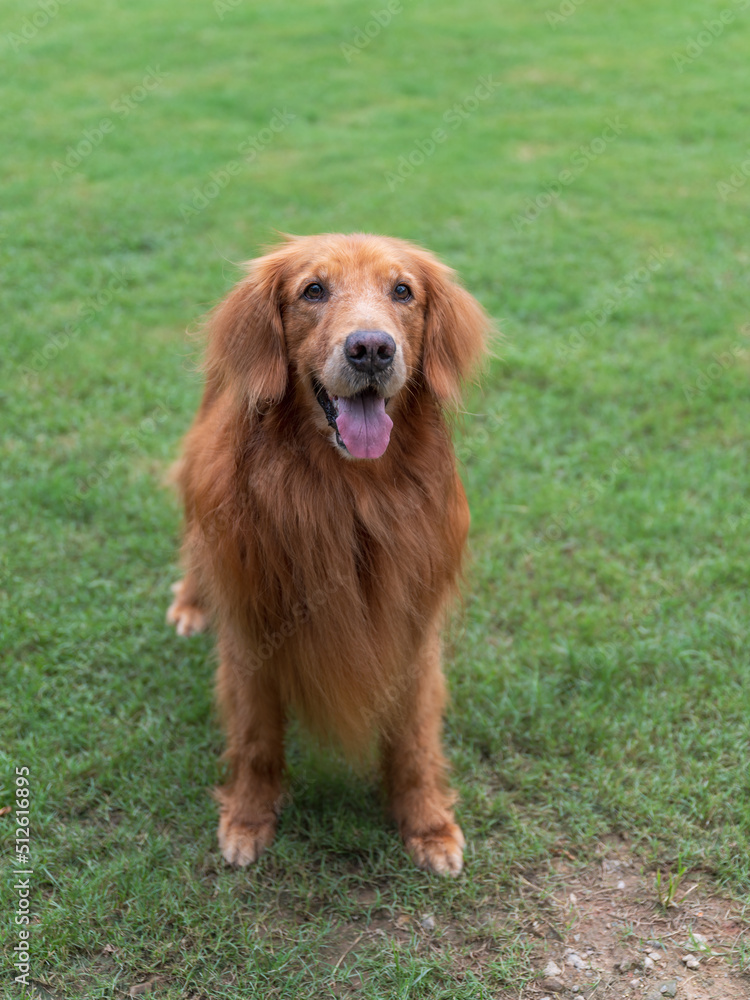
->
[313,380,393,460]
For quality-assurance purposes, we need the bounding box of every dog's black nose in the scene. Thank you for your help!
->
[344,331,396,374]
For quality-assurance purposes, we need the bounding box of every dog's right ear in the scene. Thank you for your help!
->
[203,252,288,411]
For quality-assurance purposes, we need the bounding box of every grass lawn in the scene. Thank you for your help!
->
[2,0,750,996]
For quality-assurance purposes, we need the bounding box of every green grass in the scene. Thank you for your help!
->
[2,0,750,995]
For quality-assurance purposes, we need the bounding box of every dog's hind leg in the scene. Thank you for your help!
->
[166,574,209,637]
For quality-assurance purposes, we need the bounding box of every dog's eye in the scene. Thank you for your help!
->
[393,283,412,302]
[303,282,326,301]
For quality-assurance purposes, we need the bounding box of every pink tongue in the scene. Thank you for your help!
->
[335,393,393,459]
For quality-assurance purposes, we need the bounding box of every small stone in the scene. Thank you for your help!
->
[540,980,565,994]
[572,987,580,994]
[682,954,700,969]
[659,982,678,998]
[691,932,709,950]
[543,961,563,978]
[574,933,580,941]
[565,951,587,970]
[420,915,435,931]
[617,879,626,889]
[129,985,153,998]
[618,958,635,973]
[644,956,655,970]
[647,951,662,962]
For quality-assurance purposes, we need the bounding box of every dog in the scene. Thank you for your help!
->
[167,233,489,875]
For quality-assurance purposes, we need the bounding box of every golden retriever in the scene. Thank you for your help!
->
[167,233,489,875]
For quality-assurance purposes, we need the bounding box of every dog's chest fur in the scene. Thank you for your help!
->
[202,397,468,746]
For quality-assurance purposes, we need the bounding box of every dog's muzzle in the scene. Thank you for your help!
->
[314,379,393,460]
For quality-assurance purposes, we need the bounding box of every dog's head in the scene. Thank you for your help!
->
[204,233,489,459]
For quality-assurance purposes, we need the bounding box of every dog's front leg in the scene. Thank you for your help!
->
[214,634,285,866]
[381,628,465,876]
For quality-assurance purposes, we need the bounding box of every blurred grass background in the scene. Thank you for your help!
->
[2,0,749,996]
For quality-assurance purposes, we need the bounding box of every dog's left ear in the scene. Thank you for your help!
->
[202,250,289,411]
[420,255,490,406]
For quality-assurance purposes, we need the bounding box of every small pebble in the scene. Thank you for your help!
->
[644,956,655,970]
[540,977,565,993]
[647,951,662,962]
[660,982,678,998]
[682,954,700,969]
[543,961,562,978]
[420,915,435,931]
[617,879,626,889]
[565,951,586,970]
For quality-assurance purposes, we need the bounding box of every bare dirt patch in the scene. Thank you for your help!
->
[518,846,749,999]
[322,849,748,998]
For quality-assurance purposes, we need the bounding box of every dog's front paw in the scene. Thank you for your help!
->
[404,821,465,877]
[217,812,277,867]
[166,580,208,637]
